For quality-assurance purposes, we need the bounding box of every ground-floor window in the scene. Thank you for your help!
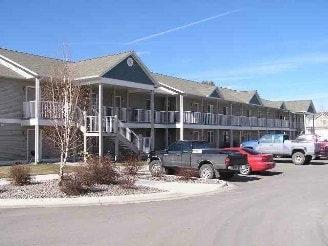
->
[191,131,199,140]
[207,131,214,144]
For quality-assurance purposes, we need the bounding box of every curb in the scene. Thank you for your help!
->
[0,180,232,209]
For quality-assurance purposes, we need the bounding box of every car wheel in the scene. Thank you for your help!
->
[219,172,234,180]
[292,152,305,165]
[199,164,214,179]
[239,165,251,175]
[149,160,163,176]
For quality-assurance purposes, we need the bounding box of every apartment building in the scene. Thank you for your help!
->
[0,48,317,164]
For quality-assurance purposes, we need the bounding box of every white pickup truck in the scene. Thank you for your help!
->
[240,134,321,165]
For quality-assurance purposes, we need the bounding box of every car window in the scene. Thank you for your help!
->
[259,135,272,143]
[167,142,182,152]
[182,142,192,152]
[241,148,260,155]
[192,141,212,149]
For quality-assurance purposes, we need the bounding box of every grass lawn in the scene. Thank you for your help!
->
[0,164,78,179]
[0,161,147,179]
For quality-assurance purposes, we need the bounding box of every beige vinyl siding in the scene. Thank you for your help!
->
[0,78,30,119]
[0,123,26,162]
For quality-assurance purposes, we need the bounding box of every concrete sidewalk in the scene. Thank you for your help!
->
[0,174,232,208]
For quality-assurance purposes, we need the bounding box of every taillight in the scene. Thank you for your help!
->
[262,155,273,162]
[225,157,230,166]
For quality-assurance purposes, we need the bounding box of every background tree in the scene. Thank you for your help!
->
[201,80,216,86]
[41,52,90,177]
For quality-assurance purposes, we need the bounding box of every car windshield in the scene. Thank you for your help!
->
[241,147,260,155]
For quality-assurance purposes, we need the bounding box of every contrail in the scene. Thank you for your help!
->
[125,9,242,45]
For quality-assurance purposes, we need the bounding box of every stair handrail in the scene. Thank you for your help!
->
[116,116,142,151]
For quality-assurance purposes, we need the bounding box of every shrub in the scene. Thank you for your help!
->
[120,156,141,188]
[80,156,119,185]
[9,164,32,186]
[175,167,198,181]
[59,174,88,196]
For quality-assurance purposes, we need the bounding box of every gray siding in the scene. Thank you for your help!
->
[103,56,154,85]
[0,123,26,162]
[0,78,28,119]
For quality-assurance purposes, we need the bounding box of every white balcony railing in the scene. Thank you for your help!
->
[23,101,302,130]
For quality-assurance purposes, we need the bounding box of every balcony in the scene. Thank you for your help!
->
[22,101,302,129]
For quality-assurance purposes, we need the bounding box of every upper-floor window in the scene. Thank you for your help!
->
[207,104,214,113]
[258,111,262,118]
[223,107,229,115]
[146,99,151,110]
[192,102,199,112]
[115,96,122,108]
[245,110,251,117]
[322,119,327,125]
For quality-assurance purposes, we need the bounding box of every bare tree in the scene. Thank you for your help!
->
[41,53,90,177]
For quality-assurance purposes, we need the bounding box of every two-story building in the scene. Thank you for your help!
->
[0,48,317,164]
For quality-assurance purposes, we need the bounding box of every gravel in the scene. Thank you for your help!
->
[0,171,221,200]
[0,179,163,200]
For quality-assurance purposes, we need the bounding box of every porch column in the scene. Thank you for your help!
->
[98,83,103,157]
[230,129,233,147]
[34,77,40,164]
[179,94,184,140]
[150,90,155,151]
[165,95,169,148]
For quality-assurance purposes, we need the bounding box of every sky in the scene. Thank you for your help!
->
[1,0,328,111]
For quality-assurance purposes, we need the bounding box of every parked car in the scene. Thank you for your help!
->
[223,147,275,175]
[295,134,328,158]
[147,140,248,180]
[240,133,321,165]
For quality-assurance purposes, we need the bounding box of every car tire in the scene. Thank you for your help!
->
[239,165,252,175]
[219,172,235,180]
[199,164,214,179]
[149,160,164,176]
[292,152,305,165]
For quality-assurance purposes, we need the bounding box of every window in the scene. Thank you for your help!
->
[207,104,214,113]
[182,142,192,152]
[192,102,199,112]
[245,110,250,117]
[191,131,199,140]
[207,131,214,144]
[115,96,122,108]
[146,99,151,110]
[223,107,229,115]
[258,111,262,118]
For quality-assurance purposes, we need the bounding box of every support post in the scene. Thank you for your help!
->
[34,77,40,164]
[150,90,155,151]
[98,83,103,157]
[179,94,184,140]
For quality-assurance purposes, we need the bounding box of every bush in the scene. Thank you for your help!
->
[9,164,32,186]
[175,167,198,181]
[120,156,141,188]
[79,156,119,185]
[59,174,88,196]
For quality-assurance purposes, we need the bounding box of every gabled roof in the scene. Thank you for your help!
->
[72,51,132,78]
[261,99,287,110]
[151,72,221,98]
[0,48,158,86]
[218,88,262,105]
[0,64,25,79]
[0,48,62,77]
[284,100,316,114]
